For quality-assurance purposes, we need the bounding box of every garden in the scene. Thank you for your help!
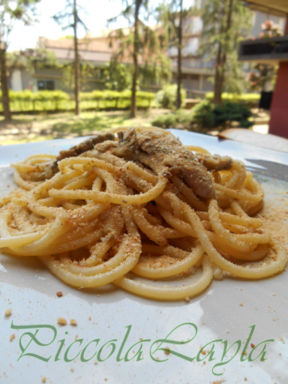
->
[0,85,264,145]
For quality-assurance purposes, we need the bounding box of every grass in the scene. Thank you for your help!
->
[0,109,168,145]
[0,107,267,145]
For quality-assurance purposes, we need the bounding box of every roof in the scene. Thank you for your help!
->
[37,32,169,67]
[39,36,114,53]
[38,36,115,64]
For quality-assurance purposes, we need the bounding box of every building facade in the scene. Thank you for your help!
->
[8,9,285,98]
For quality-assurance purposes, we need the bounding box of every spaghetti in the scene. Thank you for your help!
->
[0,128,287,301]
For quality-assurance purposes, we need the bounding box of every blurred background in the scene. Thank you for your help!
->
[0,0,287,146]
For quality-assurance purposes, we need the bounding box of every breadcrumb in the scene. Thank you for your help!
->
[184,296,191,303]
[57,317,67,326]
[10,334,15,342]
[164,348,170,355]
[213,268,224,280]
[5,308,12,317]
[56,291,63,297]
[41,378,46,383]
[70,319,77,327]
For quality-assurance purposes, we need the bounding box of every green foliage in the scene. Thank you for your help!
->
[7,49,62,79]
[80,90,154,110]
[139,56,172,88]
[248,64,277,92]
[200,0,253,97]
[152,100,253,130]
[248,20,281,92]
[0,0,41,120]
[192,100,253,129]
[0,0,40,35]
[53,0,87,33]
[108,1,172,91]
[59,62,103,92]
[191,100,215,129]
[156,2,199,109]
[213,102,253,128]
[0,90,69,112]
[0,90,155,113]
[205,92,260,106]
[155,84,186,109]
[102,61,132,91]
[152,109,191,129]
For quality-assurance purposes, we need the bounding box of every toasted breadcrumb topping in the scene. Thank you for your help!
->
[57,317,67,326]
[5,309,12,317]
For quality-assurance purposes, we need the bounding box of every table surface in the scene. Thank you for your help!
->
[218,128,288,153]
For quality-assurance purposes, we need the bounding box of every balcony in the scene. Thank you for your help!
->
[238,35,288,63]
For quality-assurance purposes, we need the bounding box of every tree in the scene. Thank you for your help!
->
[109,0,171,117]
[175,0,183,110]
[201,0,253,104]
[0,0,40,121]
[130,0,142,118]
[103,59,131,91]
[157,2,199,109]
[53,0,86,115]
[111,0,146,118]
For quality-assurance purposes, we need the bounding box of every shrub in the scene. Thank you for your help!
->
[0,90,71,112]
[190,100,215,129]
[205,92,260,107]
[0,90,155,113]
[152,110,191,129]
[155,84,186,109]
[213,102,253,128]
[152,100,253,131]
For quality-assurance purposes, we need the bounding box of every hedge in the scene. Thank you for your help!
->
[0,90,155,113]
[152,100,253,131]
[205,92,260,106]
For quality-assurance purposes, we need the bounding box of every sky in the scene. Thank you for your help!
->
[7,0,195,52]
[7,0,126,51]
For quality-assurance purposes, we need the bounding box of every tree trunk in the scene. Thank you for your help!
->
[213,43,223,105]
[73,0,80,115]
[131,0,142,118]
[176,0,183,109]
[213,0,234,105]
[0,47,12,121]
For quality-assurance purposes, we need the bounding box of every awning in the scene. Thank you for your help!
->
[245,0,288,16]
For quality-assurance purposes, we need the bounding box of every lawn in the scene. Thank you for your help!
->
[0,109,168,145]
[0,108,268,145]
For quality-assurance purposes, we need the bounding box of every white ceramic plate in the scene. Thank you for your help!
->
[1,130,288,384]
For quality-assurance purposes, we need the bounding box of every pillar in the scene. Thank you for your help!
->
[269,16,288,138]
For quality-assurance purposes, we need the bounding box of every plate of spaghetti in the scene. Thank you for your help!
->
[0,127,287,301]
[1,128,288,384]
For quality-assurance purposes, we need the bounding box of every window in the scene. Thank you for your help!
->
[37,80,55,90]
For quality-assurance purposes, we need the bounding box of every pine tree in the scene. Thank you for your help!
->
[109,0,171,118]
[131,0,142,118]
[109,0,147,118]
[54,0,87,115]
[0,0,40,121]
[201,0,253,104]
[157,1,199,109]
